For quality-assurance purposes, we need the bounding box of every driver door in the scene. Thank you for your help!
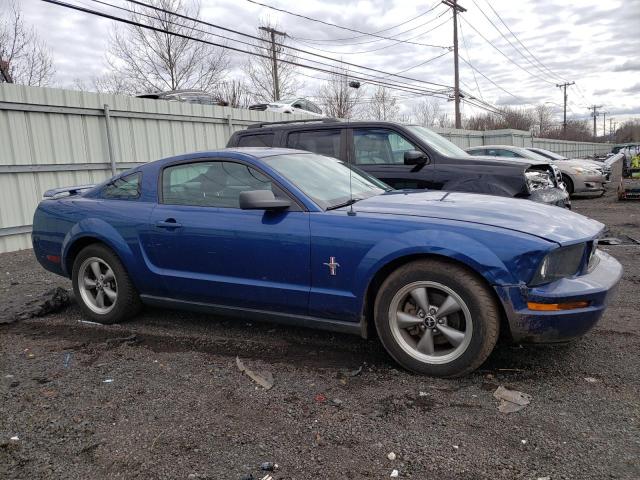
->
[143,159,311,315]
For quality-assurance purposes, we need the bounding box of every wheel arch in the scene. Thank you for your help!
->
[360,253,511,341]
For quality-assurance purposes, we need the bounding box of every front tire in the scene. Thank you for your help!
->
[562,174,574,195]
[374,259,500,377]
[72,244,141,324]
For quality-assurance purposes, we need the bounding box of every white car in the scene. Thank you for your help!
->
[466,145,607,196]
[249,97,324,117]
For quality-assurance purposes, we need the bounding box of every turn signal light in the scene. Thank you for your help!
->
[527,301,590,311]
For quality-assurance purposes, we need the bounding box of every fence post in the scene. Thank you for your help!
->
[103,104,117,176]
[226,114,234,138]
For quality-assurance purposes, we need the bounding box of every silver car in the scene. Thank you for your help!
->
[527,147,611,183]
[466,145,606,196]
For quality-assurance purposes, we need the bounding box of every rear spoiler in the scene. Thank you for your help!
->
[43,184,96,198]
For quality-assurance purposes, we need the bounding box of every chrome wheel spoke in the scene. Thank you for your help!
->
[396,311,424,329]
[438,324,465,347]
[435,295,461,319]
[416,328,435,355]
[103,269,115,282]
[83,277,97,288]
[90,261,102,280]
[410,287,429,312]
[103,286,117,302]
[95,290,105,308]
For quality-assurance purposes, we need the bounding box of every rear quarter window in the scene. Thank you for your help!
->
[236,133,275,147]
[101,172,141,200]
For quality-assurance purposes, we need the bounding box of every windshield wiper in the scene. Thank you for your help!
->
[326,198,362,210]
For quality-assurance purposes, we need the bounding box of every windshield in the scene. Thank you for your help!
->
[264,153,390,209]
[277,98,300,105]
[405,125,470,157]
[519,148,553,162]
[532,148,567,161]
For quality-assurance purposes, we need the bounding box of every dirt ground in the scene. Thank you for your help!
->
[1,174,639,479]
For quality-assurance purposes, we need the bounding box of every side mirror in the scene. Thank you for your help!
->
[404,150,430,165]
[239,190,291,210]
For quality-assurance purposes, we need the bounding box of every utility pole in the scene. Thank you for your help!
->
[0,60,13,83]
[588,105,602,139]
[602,111,606,140]
[259,26,287,102]
[442,0,466,129]
[555,81,574,138]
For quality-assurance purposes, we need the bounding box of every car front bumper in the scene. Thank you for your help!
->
[494,250,622,342]
[573,174,607,193]
[528,187,571,208]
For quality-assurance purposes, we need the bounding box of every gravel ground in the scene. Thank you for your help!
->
[1,171,639,479]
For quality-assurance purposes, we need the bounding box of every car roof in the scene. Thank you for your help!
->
[242,119,413,131]
[138,147,313,169]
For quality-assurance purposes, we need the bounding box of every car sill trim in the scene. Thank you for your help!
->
[140,295,364,337]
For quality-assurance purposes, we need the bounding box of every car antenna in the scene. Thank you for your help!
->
[347,80,361,216]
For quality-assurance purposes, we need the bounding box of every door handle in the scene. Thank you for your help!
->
[156,219,182,229]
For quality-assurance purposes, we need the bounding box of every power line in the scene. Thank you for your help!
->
[471,0,563,84]
[458,21,482,101]
[244,0,450,49]
[119,0,454,90]
[458,56,521,100]
[290,13,452,55]
[460,16,556,87]
[480,0,569,84]
[291,2,445,44]
[42,0,462,103]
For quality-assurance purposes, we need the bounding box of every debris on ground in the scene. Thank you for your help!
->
[10,436,19,441]
[336,365,363,383]
[387,452,396,461]
[599,237,622,245]
[63,352,72,368]
[9,287,71,323]
[584,377,599,383]
[236,357,274,390]
[260,476,273,480]
[330,398,343,407]
[239,475,254,480]
[314,393,327,403]
[105,334,140,346]
[493,386,532,413]
[390,469,399,477]
[102,379,114,383]
[260,462,278,471]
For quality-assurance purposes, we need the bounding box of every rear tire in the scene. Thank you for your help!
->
[373,259,500,377]
[72,243,141,324]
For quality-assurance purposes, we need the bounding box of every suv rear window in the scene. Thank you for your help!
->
[287,130,341,159]
[237,133,274,147]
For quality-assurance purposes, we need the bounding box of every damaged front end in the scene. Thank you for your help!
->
[525,164,570,208]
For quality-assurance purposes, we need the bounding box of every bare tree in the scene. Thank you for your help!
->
[245,21,301,102]
[71,73,136,95]
[0,1,55,86]
[365,86,399,121]
[464,107,534,131]
[107,0,228,93]
[411,98,442,127]
[315,67,362,118]
[212,79,253,108]
[534,104,554,137]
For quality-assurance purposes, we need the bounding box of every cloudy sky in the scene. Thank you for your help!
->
[17,0,640,131]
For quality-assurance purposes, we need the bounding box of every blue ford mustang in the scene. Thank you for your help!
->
[32,148,622,376]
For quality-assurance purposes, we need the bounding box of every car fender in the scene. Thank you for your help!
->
[355,228,520,299]
[61,218,136,277]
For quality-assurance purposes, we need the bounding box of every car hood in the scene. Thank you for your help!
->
[555,159,603,169]
[465,154,550,167]
[352,190,603,245]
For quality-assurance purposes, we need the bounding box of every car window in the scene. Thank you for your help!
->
[354,128,420,165]
[487,148,521,158]
[101,172,141,200]
[287,129,341,158]
[467,148,485,156]
[162,161,276,208]
[236,133,274,147]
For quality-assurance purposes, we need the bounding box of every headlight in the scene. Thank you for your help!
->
[530,243,586,286]
[525,170,555,192]
[573,167,601,175]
